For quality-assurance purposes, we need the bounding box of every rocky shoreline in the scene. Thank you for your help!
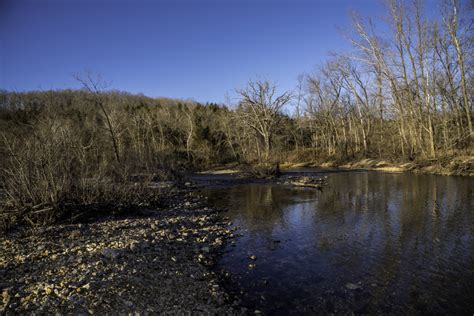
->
[0,186,245,314]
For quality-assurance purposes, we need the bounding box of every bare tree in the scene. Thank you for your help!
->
[442,0,473,134]
[237,79,292,162]
[74,72,121,164]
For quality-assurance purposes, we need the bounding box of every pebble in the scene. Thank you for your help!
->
[0,188,239,314]
[102,248,120,259]
[129,242,139,252]
[346,283,361,290]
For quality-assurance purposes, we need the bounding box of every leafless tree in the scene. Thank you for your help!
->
[236,79,292,162]
[74,72,121,164]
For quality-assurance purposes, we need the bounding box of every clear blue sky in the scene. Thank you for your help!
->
[1,0,385,103]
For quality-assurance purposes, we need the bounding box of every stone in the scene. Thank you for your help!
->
[44,286,53,295]
[2,288,11,305]
[0,188,240,314]
[102,248,120,259]
[345,283,361,290]
[129,242,139,252]
[123,300,133,307]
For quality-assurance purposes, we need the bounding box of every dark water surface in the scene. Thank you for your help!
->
[200,171,474,314]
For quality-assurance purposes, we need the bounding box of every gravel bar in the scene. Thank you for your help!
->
[0,188,245,314]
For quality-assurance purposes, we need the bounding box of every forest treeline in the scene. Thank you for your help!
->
[0,0,472,228]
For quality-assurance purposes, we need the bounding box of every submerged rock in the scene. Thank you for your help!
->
[345,283,361,290]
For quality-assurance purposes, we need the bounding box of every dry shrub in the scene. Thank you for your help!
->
[0,117,163,232]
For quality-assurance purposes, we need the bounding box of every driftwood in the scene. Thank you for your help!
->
[289,182,323,189]
[284,176,327,190]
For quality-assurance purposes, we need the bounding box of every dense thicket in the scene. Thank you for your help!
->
[0,0,472,228]
[0,89,239,228]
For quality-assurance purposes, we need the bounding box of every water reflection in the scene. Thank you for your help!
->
[202,171,474,314]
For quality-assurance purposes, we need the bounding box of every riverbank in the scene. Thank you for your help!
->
[0,186,243,314]
[283,156,474,176]
[200,156,473,177]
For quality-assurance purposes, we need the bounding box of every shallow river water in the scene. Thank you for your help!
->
[201,170,474,314]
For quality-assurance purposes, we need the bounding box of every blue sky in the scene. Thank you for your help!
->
[1,0,385,103]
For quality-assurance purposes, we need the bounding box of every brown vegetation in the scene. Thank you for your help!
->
[1,0,472,230]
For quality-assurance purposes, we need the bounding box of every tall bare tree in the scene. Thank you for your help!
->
[237,80,292,162]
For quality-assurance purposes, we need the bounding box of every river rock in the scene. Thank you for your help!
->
[0,186,240,314]
[102,248,120,259]
[345,283,361,290]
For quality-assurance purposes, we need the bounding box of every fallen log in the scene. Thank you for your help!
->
[288,181,323,189]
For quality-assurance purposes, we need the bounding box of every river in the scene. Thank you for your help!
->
[200,170,474,314]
